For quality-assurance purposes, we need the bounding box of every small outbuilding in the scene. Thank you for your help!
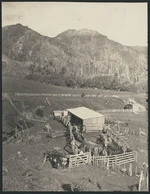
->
[124,99,146,113]
[124,104,133,110]
[53,110,63,119]
[67,107,105,132]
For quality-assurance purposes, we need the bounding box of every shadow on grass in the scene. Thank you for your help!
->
[61,184,72,191]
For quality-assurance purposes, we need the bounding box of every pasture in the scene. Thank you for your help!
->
[2,78,148,191]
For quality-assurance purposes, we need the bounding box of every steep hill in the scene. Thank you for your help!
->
[131,46,147,53]
[2,24,148,88]
[2,54,29,78]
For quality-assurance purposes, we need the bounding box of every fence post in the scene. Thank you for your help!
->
[88,151,91,165]
[69,155,72,168]
[146,173,148,191]
[92,155,94,165]
[115,155,117,171]
[134,151,137,162]
[135,164,137,176]
[112,161,115,170]
[129,163,132,176]
[138,170,143,191]
[107,158,109,170]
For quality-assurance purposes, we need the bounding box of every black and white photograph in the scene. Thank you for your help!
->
[2,2,148,191]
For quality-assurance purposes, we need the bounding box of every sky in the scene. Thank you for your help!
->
[2,2,147,46]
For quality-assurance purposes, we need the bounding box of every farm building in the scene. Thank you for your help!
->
[53,110,68,118]
[67,107,105,132]
[124,99,146,113]
[124,104,133,110]
[53,110,63,118]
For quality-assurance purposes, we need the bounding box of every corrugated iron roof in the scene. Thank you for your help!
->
[67,107,104,120]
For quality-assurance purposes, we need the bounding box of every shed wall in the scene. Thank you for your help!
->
[68,112,105,131]
[83,116,105,131]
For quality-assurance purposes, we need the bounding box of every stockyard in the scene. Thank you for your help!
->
[2,2,148,192]
[2,89,148,191]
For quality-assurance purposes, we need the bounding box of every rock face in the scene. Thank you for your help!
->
[2,23,147,85]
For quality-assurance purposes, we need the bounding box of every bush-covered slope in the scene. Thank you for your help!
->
[2,24,148,92]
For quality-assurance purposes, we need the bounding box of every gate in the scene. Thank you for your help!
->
[69,152,90,168]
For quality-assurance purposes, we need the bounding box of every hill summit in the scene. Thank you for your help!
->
[2,23,147,91]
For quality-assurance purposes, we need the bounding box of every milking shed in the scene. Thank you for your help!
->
[67,107,105,132]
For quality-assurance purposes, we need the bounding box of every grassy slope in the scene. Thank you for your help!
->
[2,77,147,94]
[2,78,148,191]
[2,77,135,95]
[3,131,138,191]
[2,95,124,136]
[2,78,147,108]
[3,111,147,191]
[2,77,147,136]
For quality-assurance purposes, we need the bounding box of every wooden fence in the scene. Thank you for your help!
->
[92,151,137,169]
[107,128,129,149]
[69,152,90,168]
[69,151,137,170]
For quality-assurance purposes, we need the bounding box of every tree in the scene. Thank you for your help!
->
[61,67,67,75]
[36,108,43,117]
[65,77,76,87]
[81,93,85,98]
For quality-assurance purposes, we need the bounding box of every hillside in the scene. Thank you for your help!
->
[131,46,147,53]
[2,55,29,78]
[2,24,148,91]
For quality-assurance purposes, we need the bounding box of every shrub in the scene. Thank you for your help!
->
[25,74,40,82]
[36,108,43,117]
[81,93,85,98]
[65,77,76,88]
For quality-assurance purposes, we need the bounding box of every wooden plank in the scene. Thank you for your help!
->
[117,158,135,163]
[116,158,135,163]
[70,156,88,159]
[70,159,88,163]
[117,155,135,159]
[116,155,135,160]
[116,159,135,165]
[112,152,134,157]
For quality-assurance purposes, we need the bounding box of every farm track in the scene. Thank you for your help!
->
[2,91,147,98]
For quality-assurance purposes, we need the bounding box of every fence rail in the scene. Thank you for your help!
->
[107,128,129,149]
[69,152,90,168]
[92,151,137,168]
[69,151,137,170]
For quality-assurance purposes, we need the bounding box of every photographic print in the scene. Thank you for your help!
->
[2,2,148,191]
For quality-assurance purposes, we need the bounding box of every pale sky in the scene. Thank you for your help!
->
[2,2,147,46]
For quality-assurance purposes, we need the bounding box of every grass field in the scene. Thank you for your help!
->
[2,77,146,96]
[2,78,147,107]
[2,95,124,137]
[2,77,148,191]
[3,138,139,191]
[3,110,147,191]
